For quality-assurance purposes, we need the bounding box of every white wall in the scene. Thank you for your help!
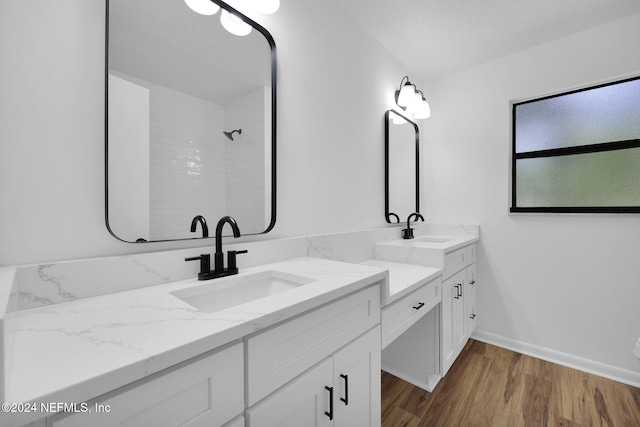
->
[0,0,411,266]
[422,13,640,380]
[107,74,150,241]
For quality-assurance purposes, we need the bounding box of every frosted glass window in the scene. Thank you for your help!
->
[511,76,640,213]
[516,148,640,207]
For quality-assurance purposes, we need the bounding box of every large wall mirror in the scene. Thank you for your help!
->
[106,0,276,242]
[385,110,420,223]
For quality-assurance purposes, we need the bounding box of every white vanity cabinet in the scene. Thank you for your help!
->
[51,342,244,427]
[246,285,381,427]
[441,244,477,375]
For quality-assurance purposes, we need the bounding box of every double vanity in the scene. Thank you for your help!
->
[0,226,478,427]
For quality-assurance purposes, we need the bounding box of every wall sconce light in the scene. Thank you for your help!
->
[395,76,431,120]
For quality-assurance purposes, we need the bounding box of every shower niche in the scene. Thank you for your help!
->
[106,0,276,242]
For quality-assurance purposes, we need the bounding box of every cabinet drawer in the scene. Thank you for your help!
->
[52,342,244,427]
[466,244,476,265]
[443,247,467,279]
[381,277,441,349]
[246,285,380,406]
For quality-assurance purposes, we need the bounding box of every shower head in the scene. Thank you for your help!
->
[223,129,242,141]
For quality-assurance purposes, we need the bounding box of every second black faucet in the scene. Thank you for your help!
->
[402,212,425,239]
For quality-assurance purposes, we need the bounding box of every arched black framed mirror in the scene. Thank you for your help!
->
[105,0,276,242]
[385,109,420,223]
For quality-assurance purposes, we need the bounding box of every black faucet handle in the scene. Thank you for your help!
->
[227,249,248,270]
[185,254,211,274]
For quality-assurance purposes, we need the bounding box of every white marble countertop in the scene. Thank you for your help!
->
[360,260,441,306]
[2,257,386,425]
[377,234,479,253]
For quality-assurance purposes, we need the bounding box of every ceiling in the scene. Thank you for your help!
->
[109,0,272,104]
[334,0,640,82]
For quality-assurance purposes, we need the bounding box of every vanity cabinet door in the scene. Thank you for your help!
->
[52,342,244,427]
[332,326,381,427]
[465,263,478,335]
[441,269,467,375]
[246,359,334,427]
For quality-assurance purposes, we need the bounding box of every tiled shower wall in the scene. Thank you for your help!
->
[109,72,268,240]
[225,87,268,234]
[148,84,227,240]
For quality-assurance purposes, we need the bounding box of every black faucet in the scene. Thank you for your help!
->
[190,215,209,238]
[213,216,242,273]
[402,212,425,239]
[184,216,247,280]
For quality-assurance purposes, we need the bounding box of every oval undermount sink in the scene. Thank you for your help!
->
[414,236,455,243]
[170,270,316,313]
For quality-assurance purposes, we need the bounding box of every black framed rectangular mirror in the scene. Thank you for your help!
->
[105,0,276,242]
[385,109,420,223]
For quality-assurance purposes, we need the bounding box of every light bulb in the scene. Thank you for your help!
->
[414,98,431,119]
[406,91,422,114]
[397,83,415,108]
[392,113,407,125]
[220,10,252,36]
[184,0,220,15]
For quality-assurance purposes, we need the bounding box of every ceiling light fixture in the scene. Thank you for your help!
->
[395,76,431,120]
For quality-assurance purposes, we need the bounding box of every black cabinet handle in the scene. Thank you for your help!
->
[325,386,333,420]
[454,285,460,299]
[340,374,349,405]
[470,280,476,285]
[413,302,425,310]
[470,313,476,319]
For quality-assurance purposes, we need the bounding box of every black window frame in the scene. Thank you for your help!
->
[510,75,640,214]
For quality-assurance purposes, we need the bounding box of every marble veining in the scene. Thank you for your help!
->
[2,257,386,427]
[122,255,171,283]
[0,224,479,426]
[10,224,476,312]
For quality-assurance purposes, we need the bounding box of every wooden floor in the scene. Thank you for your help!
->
[381,339,640,427]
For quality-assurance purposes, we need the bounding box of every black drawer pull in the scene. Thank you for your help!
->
[470,280,476,285]
[340,374,349,405]
[413,302,425,310]
[325,386,333,420]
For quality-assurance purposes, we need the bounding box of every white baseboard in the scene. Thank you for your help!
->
[472,330,640,389]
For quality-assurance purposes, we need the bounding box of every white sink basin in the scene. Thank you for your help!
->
[170,270,316,313]
[413,236,455,243]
